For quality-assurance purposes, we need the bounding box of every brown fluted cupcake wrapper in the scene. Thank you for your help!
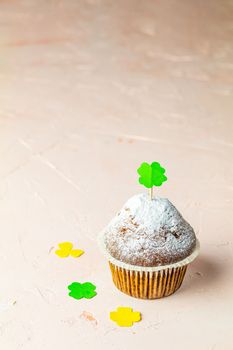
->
[109,262,188,299]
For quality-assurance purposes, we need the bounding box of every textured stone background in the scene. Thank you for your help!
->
[0,1,233,349]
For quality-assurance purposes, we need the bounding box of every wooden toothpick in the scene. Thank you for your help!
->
[149,187,153,200]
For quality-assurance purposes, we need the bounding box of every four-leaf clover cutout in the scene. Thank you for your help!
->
[110,307,141,327]
[137,161,167,188]
[55,242,84,258]
[68,282,97,300]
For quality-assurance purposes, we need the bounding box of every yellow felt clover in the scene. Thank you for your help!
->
[55,242,84,258]
[110,307,141,327]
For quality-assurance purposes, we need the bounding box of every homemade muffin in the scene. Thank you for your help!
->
[99,193,199,299]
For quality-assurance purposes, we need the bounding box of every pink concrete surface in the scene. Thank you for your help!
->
[0,1,233,349]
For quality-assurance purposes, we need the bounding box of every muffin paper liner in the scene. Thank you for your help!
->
[109,262,188,298]
[98,231,200,299]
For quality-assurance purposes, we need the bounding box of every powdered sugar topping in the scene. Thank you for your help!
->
[103,193,196,267]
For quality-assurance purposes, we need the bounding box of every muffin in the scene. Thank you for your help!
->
[99,193,199,299]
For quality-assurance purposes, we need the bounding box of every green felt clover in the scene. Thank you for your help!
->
[68,282,97,300]
[137,162,167,188]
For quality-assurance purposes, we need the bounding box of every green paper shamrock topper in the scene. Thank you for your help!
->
[137,161,167,199]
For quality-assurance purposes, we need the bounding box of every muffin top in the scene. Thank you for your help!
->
[103,193,196,267]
